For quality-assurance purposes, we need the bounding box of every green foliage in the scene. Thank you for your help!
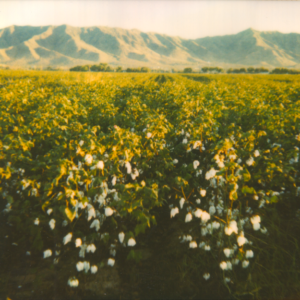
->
[0,70,300,299]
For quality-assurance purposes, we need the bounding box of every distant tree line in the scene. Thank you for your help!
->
[270,68,300,75]
[70,63,151,73]
[227,67,269,74]
[69,63,300,75]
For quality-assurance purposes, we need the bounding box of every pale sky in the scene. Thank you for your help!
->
[0,1,299,39]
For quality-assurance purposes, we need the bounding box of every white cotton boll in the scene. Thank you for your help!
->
[193,141,202,149]
[200,189,206,197]
[83,261,90,273]
[87,206,96,221]
[204,245,211,251]
[199,241,206,248]
[91,265,98,274]
[203,273,210,280]
[26,251,31,256]
[108,258,115,267]
[76,261,84,272]
[49,219,56,230]
[112,176,117,186]
[125,162,132,174]
[209,206,216,215]
[196,199,201,204]
[224,277,231,283]
[225,220,238,236]
[232,258,239,265]
[86,244,96,253]
[245,250,254,259]
[62,220,68,227]
[193,160,200,169]
[43,249,52,259]
[253,195,259,200]
[118,232,125,243]
[79,244,87,258]
[260,227,268,234]
[85,154,93,165]
[179,198,185,209]
[186,235,192,242]
[212,221,220,230]
[229,154,237,160]
[105,207,114,217]
[128,238,136,247]
[90,219,100,231]
[223,248,232,258]
[194,208,203,218]
[79,140,84,146]
[63,233,72,245]
[205,168,217,180]
[34,218,39,225]
[226,261,232,270]
[250,215,261,225]
[254,150,260,157]
[200,211,211,223]
[246,156,254,166]
[75,238,82,248]
[170,207,179,218]
[185,213,193,223]
[220,261,227,270]
[242,260,250,268]
[96,161,104,169]
[146,132,152,138]
[68,278,79,288]
[237,235,247,247]
[173,159,178,164]
[201,227,208,236]
[253,223,261,231]
[182,138,188,144]
[47,208,53,215]
[189,241,197,248]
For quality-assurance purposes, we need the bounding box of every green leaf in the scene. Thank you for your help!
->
[241,186,256,194]
[242,169,251,182]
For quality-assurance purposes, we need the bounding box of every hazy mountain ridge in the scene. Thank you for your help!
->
[0,25,299,69]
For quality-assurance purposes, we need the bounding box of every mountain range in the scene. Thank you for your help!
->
[0,24,300,70]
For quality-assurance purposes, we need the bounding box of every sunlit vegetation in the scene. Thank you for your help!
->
[1,70,300,299]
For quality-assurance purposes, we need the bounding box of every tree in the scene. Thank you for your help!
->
[116,66,123,72]
[183,67,193,73]
[141,67,150,73]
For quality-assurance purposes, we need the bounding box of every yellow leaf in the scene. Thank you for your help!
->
[65,207,76,222]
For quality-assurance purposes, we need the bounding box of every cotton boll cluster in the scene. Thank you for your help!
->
[131,168,139,180]
[180,235,192,243]
[250,215,261,231]
[205,168,217,180]
[193,160,200,169]
[246,156,254,166]
[224,220,238,235]
[214,154,225,168]
[90,219,100,231]
[85,154,93,165]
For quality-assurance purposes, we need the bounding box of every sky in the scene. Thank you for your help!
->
[0,1,300,39]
